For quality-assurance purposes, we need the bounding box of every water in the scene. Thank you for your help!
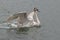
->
[0,0,60,40]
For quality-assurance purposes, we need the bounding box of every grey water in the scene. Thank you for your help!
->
[0,0,60,40]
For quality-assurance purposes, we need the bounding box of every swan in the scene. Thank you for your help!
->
[4,8,40,28]
[33,12,40,26]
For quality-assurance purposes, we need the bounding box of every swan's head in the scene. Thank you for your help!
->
[33,8,40,12]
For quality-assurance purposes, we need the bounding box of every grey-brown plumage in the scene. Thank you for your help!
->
[6,12,27,25]
[5,8,40,27]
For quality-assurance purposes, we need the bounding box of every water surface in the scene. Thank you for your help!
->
[0,0,60,40]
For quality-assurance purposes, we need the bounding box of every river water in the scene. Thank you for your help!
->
[0,0,60,40]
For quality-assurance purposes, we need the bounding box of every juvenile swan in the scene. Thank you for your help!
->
[6,8,40,27]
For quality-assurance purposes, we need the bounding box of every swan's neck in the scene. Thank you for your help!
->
[35,12,40,24]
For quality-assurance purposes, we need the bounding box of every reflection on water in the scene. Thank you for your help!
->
[6,26,41,40]
[7,26,41,34]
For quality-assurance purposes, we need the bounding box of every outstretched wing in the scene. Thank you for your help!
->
[6,14,18,22]
[6,12,27,22]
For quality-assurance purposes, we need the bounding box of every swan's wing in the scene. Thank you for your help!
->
[6,12,27,22]
[15,12,27,17]
[6,14,18,22]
